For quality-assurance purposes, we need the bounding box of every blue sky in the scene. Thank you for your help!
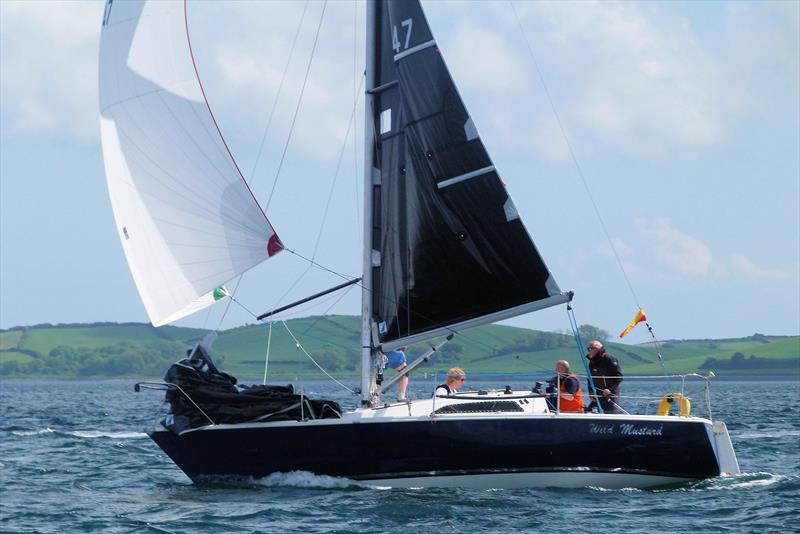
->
[1,0,798,344]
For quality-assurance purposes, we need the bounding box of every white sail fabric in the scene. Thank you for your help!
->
[98,1,282,326]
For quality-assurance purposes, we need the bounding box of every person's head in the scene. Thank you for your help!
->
[446,367,466,388]
[555,360,570,374]
[586,340,603,358]
[400,346,407,352]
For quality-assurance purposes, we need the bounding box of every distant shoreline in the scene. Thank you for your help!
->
[2,318,797,380]
[1,373,797,382]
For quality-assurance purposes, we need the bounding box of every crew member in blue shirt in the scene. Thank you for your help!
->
[382,346,409,401]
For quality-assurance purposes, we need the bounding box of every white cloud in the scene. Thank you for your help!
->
[730,254,792,281]
[0,1,104,144]
[3,0,796,162]
[593,237,634,259]
[431,0,799,160]
[507,1,731,155]
[637,217,715,276]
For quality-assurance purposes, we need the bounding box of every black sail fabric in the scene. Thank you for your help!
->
[371,0,568,346]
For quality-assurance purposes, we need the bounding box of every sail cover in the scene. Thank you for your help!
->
[98,1,282,326]
[370,0,569,348]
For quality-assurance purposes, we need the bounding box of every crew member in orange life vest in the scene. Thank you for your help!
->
[544,360,584,412]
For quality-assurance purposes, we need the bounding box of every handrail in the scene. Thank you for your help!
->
[427,371,716,419]
[134,381,216,426]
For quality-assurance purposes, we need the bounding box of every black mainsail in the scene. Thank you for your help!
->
[364,0,570,354]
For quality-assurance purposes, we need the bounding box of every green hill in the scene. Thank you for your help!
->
[0,318,797,379]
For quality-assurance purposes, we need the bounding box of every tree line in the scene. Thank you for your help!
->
[0,341,201,378]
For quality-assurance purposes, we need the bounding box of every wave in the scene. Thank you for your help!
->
[736,430,800,440]
[69,431,147,439]
[8,428,146,439]
[10,428,56,436]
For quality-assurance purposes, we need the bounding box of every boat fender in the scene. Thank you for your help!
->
[656,393,691,417]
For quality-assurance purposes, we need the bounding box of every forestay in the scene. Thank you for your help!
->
[368,0,570,349]
[98,1,282,326]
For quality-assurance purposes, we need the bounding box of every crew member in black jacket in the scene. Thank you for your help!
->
[586,340,624,413]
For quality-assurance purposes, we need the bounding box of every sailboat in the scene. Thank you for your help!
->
[99,0,739,489]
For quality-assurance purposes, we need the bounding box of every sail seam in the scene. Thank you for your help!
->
[437,166,495,189]
[394,39,436,61]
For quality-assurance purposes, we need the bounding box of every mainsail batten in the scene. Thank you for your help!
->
[99,0,281,326]
[370,0,569,347]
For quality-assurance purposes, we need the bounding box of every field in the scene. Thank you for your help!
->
[1,318,797,379]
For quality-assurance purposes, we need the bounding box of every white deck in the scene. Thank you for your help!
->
[163,388,714,433]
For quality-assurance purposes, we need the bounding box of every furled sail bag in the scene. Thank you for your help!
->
[163,347,341,433]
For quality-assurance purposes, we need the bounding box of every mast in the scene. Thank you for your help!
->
[360,0,379,406]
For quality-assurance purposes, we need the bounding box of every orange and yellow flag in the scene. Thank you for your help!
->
[619,308,647,338]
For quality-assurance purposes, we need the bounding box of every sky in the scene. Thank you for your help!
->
[1,0,798,345]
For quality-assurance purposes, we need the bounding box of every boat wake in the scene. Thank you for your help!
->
[255,471,369,490]
[704,472,786,490]
[587,486,643,493]
[663,472,788,492]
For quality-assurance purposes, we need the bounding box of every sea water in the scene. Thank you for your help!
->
[1,378,798,532]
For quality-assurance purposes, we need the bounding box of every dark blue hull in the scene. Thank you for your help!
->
[148,415,721,486]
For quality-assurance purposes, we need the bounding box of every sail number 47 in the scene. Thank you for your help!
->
[392,19,413,53]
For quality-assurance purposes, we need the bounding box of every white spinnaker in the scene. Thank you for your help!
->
[98,1,281,326]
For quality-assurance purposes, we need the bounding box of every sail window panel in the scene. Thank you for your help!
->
[376,86,400,139]
[380,109,392,135]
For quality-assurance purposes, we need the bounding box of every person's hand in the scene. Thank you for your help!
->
[602,388,611,396]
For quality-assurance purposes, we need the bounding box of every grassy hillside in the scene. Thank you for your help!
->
[1,318,797,379]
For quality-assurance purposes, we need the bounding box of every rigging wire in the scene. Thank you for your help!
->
[311,75,365,260]
[228,289,357,393]
[353,0,362,228]
[567,305,603,413]
[509,2,674,384]
[646,322,672,386]
[263,319,273,384]
[225,278,358,394]
[264,0,329,213]
[249,0,311,185]
[206,3,311,335]
[508,1,640,309]
[278,317,356,393]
